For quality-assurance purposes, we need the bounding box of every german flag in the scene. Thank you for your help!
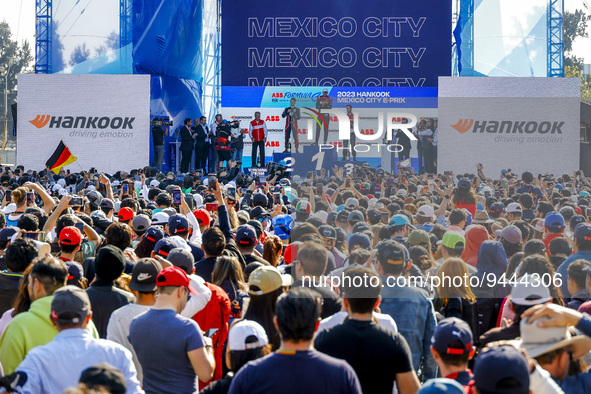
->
[46,141,77,175]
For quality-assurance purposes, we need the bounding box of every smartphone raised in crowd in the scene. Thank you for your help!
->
[273,193,281,205]
[70,196,83,206]
[26,192,35,205]
[173,190,182,205]
[208,175,216,191]
[22,231,44,241]
[227,187,236,201]
[122,184,129,195]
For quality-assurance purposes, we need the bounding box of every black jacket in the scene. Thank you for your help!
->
[193,124,209,146]
[180,125,193,149]
[86,279,136,338]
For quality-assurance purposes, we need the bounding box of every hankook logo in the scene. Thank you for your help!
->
[28,115,136,130]
[451,119,564,134]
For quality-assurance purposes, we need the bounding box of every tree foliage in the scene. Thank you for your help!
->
[0,21,34,136]
[565,65,591,103]
[563,9,589,69]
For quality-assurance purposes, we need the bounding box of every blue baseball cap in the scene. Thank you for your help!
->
[144,226,164,243]
[418,378,464,394]
[272,214,293,240]
[489,202,506,214]
[574,223,591,241]
[154,238,176,258]
[168,215,189,235]
[236,225,257,246]
[431,317,473,355]
[389,214,411,227]
[473,346,530,394]
[544,211,565,229]
[457,177,471,190]
[348,233,371,252]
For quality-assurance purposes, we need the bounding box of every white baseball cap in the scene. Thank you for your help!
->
[1,203,16,214]
[506,202,523,214]
[228,320,269,351]
[151,212,170,226]
[510,274,551,306]
[149,179,160,188]
[417,204,435,218]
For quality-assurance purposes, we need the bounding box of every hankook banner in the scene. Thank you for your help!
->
[438,77,581,176]
[17,74,150,173]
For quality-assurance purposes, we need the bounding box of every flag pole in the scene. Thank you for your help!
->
[74,160,85,174]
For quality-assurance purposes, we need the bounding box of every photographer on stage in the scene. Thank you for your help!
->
[216,118,240,171]
[282,98,300,154]
[315,88,333,145]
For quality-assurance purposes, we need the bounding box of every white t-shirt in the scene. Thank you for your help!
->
[315,311,398,338]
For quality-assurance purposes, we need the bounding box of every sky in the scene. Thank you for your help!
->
[2,0,591,69]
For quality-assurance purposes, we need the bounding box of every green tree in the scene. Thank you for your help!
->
[563,9,589,68]
[0,21,34,140]
[565,65,591,103]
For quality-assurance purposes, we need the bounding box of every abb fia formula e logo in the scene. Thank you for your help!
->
[29,115,51,128]
[451,119,474,133]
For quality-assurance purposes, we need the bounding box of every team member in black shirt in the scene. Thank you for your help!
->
[315,266,419,394]
[151,119,168,171]
[179,118,194,173]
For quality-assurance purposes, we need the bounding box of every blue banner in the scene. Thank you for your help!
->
[221,0,451,87]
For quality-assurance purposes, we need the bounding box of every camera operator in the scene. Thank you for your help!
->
[151,118,169,171]
[215,119,239,171]
[266,162,288,185]
[208,114,222,173]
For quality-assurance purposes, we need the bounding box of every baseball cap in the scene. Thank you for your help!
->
[100,198,114,210]
[336,210,350,223]
[132,214,151,233]
[272,214,293,240]
[489,202,506,214]
[228,319,269,351]
[59,226,83,246]
[129,258,162,292]
[389,214,411,227]
[144,226,164,243]
[0,226,18,242]
[431,317,473,355]
[322,87,329,92]
[457,178,471,190]
[151,212,170,226]
[510,274,551,306]
[417,204,435,219]
[154,238,176,258]
[193,208,212,226]
[367,209,381,223]
[348,233,371,251]
[295,200,310,214]
[248,266,293,295]
[473,346,529,394]
[79,363,127,394]
[2,203,16,214]
[544,211,565,229]
[168,215,189,234]
[418,378,464,394]
[167,248,195,275]
[236,225,257,246]
[376,240,406,266]
[506,202,523,214]
[250,206,269,220]
[441,232,465,249]
[157,266,199,295]
[149,179,160,188]
[345,197,359,209]
[318,225,337,240]
[407,229,430,248]
[347,210,364,224]
[50,285,91,324]
[570,215,586,230]
[574,223,591,241]
[495,225,522,244]
[117,207,135,222]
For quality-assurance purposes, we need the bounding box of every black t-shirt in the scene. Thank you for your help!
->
[152,125,165,146]
[292,280,342,319]
[244,253,270,266]
[315,319,413,394]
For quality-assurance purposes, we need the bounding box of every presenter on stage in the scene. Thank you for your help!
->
[249,111,268,168]
[179,118,194,173]
[315,88,333,145]
[282,98,300,153]
[192,116,209,172]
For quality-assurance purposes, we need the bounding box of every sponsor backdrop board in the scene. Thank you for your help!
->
[17,74,150,173]
[221,86,437,170]
[438,77,580,176]
[222,0,451,87]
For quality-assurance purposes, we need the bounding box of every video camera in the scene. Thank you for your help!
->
[150,117,173,128]
[235,172,253,188]
[266,161,286,176]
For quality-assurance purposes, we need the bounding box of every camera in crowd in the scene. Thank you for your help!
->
[266,161,286,175]
[235,172,253,188]
[150,117,173,128]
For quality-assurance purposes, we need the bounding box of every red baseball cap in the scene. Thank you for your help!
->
[118,207,135,222]
[193,209,212,226]
[59,226,83,246]
[156,266,199,295]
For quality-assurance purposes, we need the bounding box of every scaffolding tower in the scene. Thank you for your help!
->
[35,0,53,74]
[201,0,222,120]
[547,0,564,77]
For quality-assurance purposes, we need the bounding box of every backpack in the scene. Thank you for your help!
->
[194,282,232,390]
